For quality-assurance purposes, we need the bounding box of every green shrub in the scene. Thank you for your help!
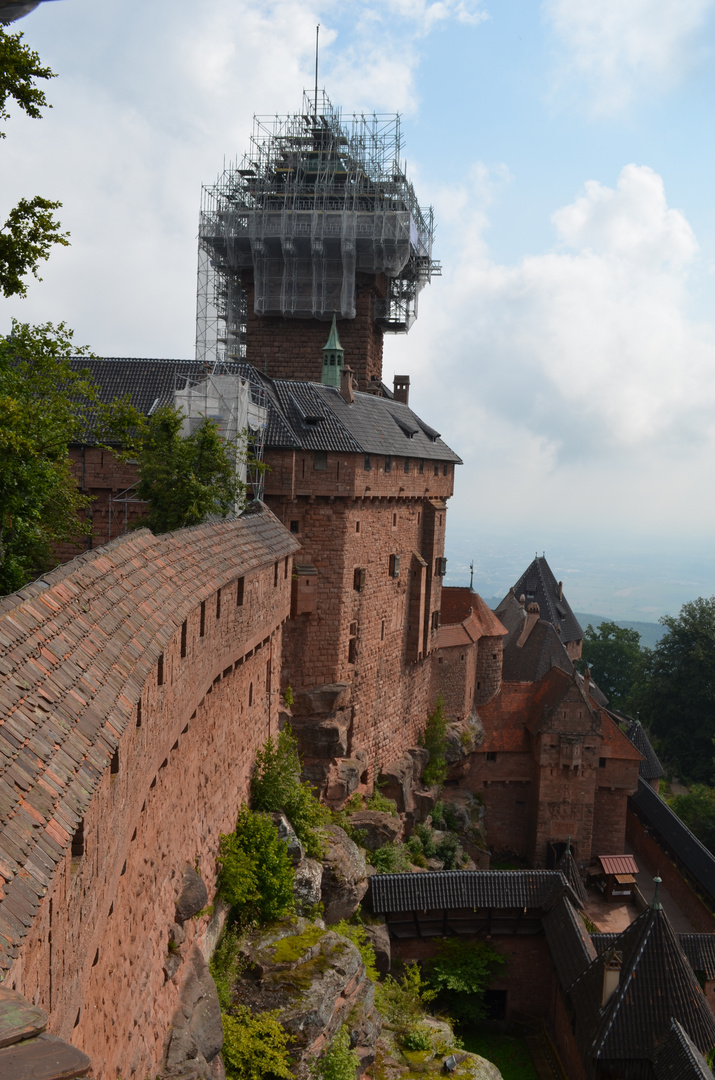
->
[222,1005,293,1080]
[251,725,328,858]
[434,831,461,870]
[366,789,398,816]
[209,926,243,1010]
[406,835,429,868]
[283,685,294,707]
[402,1026,432,1052]
[414,822,436,857]
[312,1025,359,1080]
[426,938,505,1026]
[369,842,411,874]
[421,696,448,786]
[217,807,294,925]
[375,963,437,1036]
[431,800,461,833]
[334,920,378,982]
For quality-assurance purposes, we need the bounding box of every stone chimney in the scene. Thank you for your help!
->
[340,365,355,405]
[601,949,622,1007]
[393,375,410,405]
[517,602,540,648]
[518,594,526,608]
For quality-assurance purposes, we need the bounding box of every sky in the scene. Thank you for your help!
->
[3,0,715,620]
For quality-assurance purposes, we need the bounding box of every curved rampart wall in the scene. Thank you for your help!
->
[0,507,299,1078]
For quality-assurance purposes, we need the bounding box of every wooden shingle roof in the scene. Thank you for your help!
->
[0,505,299,976]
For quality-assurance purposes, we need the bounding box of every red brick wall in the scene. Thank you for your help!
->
[4,529,295,1080]
[592,783,631,856]
[243,275,386,388]
[433,642,478,721]
[626,806,715,932]
[55,447,144,562]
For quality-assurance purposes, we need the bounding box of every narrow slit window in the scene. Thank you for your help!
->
[110,749,119,776]
[71,820,85,858]
[266,659,271,695]
[237,577,245,606]
[200,601,206,637]
[284,556,289,578]
[404,458,410,474]
[136,699,142,728]
[274,561,279,587]
[181,620,187,658]
[248,682,253,707]
[216,588,221,618]
[157,654,164,686]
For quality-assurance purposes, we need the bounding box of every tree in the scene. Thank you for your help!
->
[0,27,69,296]
[426,938,505,1026]
[631,598,715,784]
[0,320,96,594]
[579,621,646,712]
[129,405,244,534]
[669,785,715,855]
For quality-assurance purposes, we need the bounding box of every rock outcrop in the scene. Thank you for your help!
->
[321,825,368,923]
[163,945,224,1079]
[349,810,402,851]
[234,916,381,1077]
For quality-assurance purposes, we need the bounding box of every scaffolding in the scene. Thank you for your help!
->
[173,366,268,503]
[196,90,440,367]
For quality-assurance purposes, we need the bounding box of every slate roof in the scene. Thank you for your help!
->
[630,778,715,904]
[69,357,462,463]
[593,934,715,981]
[501,617,573,683]
[0,504,299,976]
[499,557,583,647]
[542,893,596,990]
[654,1019,714,1080]
[570,902,715,1066]
[555,846,588,906]
[369,870,579,914]
[622,717,665,782]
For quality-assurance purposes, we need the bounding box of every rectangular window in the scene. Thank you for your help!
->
[157,654,164,686]
[599,757,607,768]
[364,455,371,471]
[355,520,360,533]
[435,557,447,577]
[290,520,299,533]
[136,699,142,728]
[431,611,440,630]
[434,463,439,476]
[216,588,221,618]
[348,638,357,664]
[381,619,385,641]
[353,567,366,592]
[110,749,119,776]
[443,462,449,476]
[274,561,279,587]
[181,620,187,658]
[313,451,327,471]
[200,601,206,637]
[404,458,410,474]
[486,751,497,762]
[284,556,289,578]
[389,554,400,578]
[237,577,244,606]
[385,456,391,473]
[392,513,397,527]
[419,459,424,474]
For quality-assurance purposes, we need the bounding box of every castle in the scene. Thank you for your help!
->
[0,92,713,1080]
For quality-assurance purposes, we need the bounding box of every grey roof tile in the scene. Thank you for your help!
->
[370,870,574,914]
[630,778,715,904]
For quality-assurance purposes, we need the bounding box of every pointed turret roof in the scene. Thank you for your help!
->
[571,892,715,1068]
[654,1019,714,1080]
[500,556,583,647]
[322,312,343,353]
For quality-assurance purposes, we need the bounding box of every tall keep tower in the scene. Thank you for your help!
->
[196,91,439,387]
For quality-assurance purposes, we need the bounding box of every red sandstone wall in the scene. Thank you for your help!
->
[266,453,453,776]
[626,806,715,932]
[55,447,144,563]
[475,637,503,706]
[4,524,296,1080]
[592,782,631,856]
[243,275,386,388]
[433,642,478,721]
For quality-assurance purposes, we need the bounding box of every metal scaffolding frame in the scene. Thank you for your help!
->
[196,90,439,367]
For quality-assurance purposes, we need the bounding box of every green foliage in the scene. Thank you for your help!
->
[126,405,243,533]
[210,926,244,1010]
[414,822,437,857]
[251,725,328,858]
[426,938,505,1026]
[271,924,325,963]
[578,621,646,712]
[283,684,294,707]
[431,800,461,833]
[375,963,437,1036]
[222,1005,293,1080]
[369,842,411,874]
[334,920,378,983]
[402,1026,432,1052]
[0,321,97,593]
[0,30,68,298]
[406,835,428,867]
[311,1025,359,1080]
[366,788,398,815]
[434,831,461,870]
[669,784,715,854]
[421,695,449,786]
[217,807,294,925]
[630,597,715,783]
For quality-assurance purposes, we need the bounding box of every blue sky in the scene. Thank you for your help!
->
[3,0,715,619]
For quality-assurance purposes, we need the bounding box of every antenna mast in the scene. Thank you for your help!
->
[314,24,320,117]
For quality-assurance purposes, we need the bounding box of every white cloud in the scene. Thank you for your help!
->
[544,0,715,112]
[387,162,715,537]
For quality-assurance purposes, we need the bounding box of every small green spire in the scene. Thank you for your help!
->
[321,313,344,388]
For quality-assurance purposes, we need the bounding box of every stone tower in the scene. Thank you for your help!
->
[195,91,439,388]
